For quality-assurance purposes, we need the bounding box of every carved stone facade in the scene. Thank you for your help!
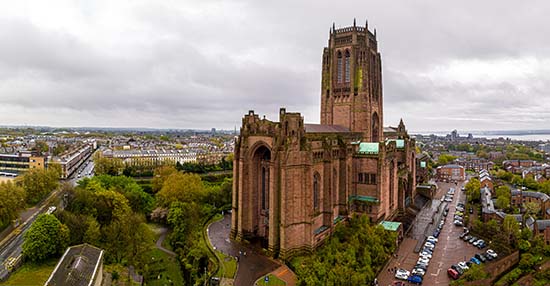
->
[231,21,417,258]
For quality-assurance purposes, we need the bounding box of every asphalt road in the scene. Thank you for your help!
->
[0,158,95,281]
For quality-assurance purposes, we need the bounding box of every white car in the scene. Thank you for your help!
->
[458,261,469,271]
[418,257,430,265]
[420,251,432,258]
[395,269,410,280]
[424,243,435,250]
[412,268,426,277]
[486,249,498,258]
[427,236,439,242]
[473,239,484,247]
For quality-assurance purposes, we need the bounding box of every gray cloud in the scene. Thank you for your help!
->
[0,0,549,131]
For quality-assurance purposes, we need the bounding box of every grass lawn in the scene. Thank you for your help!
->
[216,251,237,278]
[256,274,286,286]
[143,248,184,286]
[0,259,58,286]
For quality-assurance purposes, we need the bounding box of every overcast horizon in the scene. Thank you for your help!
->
[1,1,549,131]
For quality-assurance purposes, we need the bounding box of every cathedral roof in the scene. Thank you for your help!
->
[304,124,350,133]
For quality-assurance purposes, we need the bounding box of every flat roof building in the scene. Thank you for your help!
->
[45,244,104,286]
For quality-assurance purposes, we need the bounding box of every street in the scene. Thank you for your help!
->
[377,180,485,286]
[0,158,94,281]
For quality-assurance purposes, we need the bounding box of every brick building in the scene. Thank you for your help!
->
[510,190,550,219]
[435,164,465,182]
[231,21,417,258]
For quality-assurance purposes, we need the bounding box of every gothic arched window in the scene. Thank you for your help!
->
[313,172,320,211]
[337,51,343,83]
[345,50,351,83]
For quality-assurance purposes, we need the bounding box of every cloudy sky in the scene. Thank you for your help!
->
[0,0,549,132]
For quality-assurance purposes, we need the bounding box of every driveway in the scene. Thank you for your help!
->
[208,214,279,286]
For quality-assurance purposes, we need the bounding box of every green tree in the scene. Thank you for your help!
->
[503,215,520,245]
[93,156,123,176]
[157,173,206,207]
[21,168,60,204]
[523,201,540,218]
[152,165,178,193]
[83,217,101,245]
[438,154,458,166]
[0,181,26,227]
[461,264,489,281]
[22,214,69,262]
[465,178,481,203]
[496,195,511,210]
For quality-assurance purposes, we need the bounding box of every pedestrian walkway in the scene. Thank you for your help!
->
[208,214,279,286]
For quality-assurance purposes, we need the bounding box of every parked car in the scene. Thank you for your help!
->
[427,236,439,243]
[458,261,469,271]
[477,241,487,249]
[468,237,478,244]
[415,264,428,271]
[459,232,467,239]
[447,268,460,279]
[407,275,423,284]
[470,257,481,265]
[469,207,474,214]
[473,239,484,247]
[395,269,410,280]
[451,264,464,275]
[463,235,472,241]
[412,268,426,277]
[483,252,493,261]
[420,251,432,259]
[454,220,463,226]
[418,257,430,265]
[475,254,487,263]
[487,249,498,259]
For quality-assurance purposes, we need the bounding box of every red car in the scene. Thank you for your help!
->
[448,268,460,279]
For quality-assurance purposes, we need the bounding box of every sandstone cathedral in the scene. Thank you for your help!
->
[231,20,417,259]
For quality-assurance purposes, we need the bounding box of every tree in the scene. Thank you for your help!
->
[21,168,60,204]
[22,214,69,262]
[438,154,458,166]
[0,181,26,227]
[523,201,540,218]
[496,196,511,210]
[461,264,489,281]
[503,215,520,245]
[465,178,481,203]
[83,217,101,245]
[152,165,178,193]
[94,156,123,176]
[156,173,206,207]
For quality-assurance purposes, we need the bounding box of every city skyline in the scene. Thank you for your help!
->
[1,1,549,131]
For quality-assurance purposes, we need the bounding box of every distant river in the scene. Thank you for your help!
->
[417,133,550,142]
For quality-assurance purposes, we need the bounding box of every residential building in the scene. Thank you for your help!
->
[436,164,465,182]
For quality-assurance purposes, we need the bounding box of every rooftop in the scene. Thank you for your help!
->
[348,195,379,203]
[511,190,550,202]
[357,142,379,154]
[304,124,350,133]
[379,221,402,232]
[45,244,104,286]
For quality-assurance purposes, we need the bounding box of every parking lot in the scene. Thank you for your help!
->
[377,181,500,286]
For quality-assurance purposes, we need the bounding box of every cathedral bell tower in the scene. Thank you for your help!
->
[320,19,383,142]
